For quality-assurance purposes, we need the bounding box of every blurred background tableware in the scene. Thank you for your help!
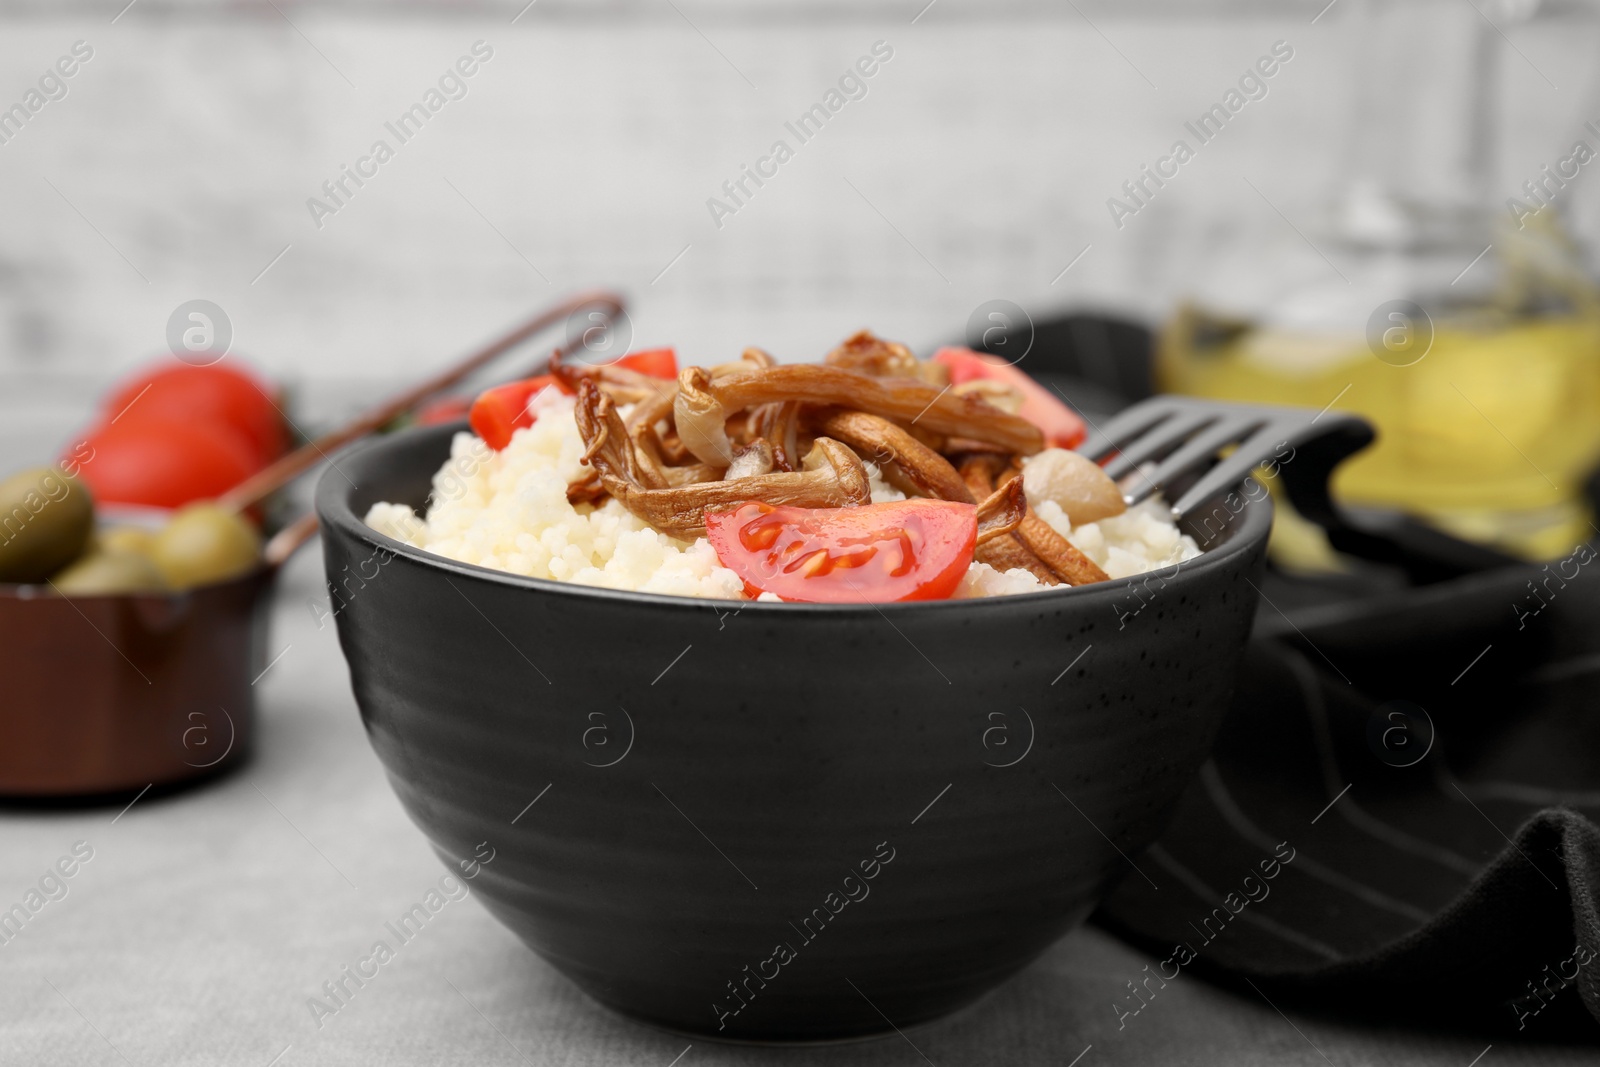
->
[0,290,622,797]
[1159,0,1600,563]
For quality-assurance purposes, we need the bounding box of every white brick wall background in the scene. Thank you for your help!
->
[1,0,1597,447]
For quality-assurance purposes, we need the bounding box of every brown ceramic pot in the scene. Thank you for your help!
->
[0,568,271,797]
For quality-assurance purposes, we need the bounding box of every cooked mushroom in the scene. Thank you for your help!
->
[824,330,920,378]
[551,350,672,406]
[952,378,1025,416]
[566,468,607,505]
[748,401,803,472]
[974,478,1027,546]
[1014,512,1110,586]
[977,532,1061,583]
[726,438,776,480]
[957,456,1059,584]
[576,380,671,491]
[701,364,1045,455]
[663,462,724,487]
[972,460,1113,588]
[710,347,778,377]
[813,409,970,502]
[625,378,679,440]
[577,380,870,537]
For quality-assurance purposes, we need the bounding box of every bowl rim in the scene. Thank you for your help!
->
[316,420,1273,615]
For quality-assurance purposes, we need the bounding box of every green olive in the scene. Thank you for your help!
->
[0,466,94,584]
[150,504,262,590]
[96,525,158,559]
[53,551,168,596]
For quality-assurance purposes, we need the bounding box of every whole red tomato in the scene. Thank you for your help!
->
[103,361,285,467]
[71,418,261,509]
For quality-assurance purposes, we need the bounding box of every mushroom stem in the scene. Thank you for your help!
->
[1014,512,1111,587]
[814,409,971,502]
[960,455,1061,585]
[577,380,870,538]
[625,379,679,441]
[974,478,1027,546]
[985,457,1110,586]
[749,401,803,471]
[707,365,1044,455]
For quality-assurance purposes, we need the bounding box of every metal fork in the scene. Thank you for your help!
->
[1074,394,1512,581]
[1076,394,1372,519]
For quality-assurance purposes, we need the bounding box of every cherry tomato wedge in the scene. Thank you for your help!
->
[611,347,678,379]
[103,360,285,467]
[705,499,977,603]
[932,347,1088,449]
[469,375,571,450]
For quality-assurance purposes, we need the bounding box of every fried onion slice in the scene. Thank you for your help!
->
[674,366,737,467]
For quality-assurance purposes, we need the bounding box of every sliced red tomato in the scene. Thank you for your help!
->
[933,347,1088,449]
[103,361,285,467]
[71,418,260,509]
[468,351,674,450]
[612,347,678,379]
[705,499,977,603]
[469,375,572,450]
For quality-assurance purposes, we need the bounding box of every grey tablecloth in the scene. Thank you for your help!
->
[1,550,1593,1066]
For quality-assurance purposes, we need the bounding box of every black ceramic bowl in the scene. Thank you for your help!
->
[317,421,1270,1042]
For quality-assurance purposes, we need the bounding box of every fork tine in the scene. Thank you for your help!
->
[1102,412,1224,480]
[1122,416,1266,506]
[1076,398,1183,461]
[1169,424,1288,518]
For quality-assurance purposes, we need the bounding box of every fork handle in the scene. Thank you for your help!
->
[1275,421,1516,583]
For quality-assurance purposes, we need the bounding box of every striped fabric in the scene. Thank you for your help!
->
[1092,560,1600,1038]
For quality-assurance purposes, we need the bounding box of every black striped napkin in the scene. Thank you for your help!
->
[1092,558,1600,1038]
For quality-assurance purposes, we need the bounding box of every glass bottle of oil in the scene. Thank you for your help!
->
[1159,206,1600,561]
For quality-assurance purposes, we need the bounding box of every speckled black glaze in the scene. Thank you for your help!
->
[316,422,1270,1042]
